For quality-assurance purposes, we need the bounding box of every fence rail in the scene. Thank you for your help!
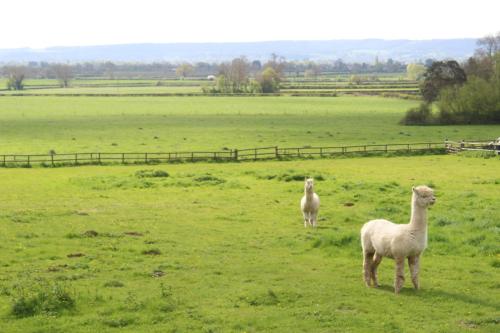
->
[445,140,500,154]
[0,142,446,167]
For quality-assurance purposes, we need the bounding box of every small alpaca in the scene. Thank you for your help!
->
[360,185,436,294]
[301,178,320,227]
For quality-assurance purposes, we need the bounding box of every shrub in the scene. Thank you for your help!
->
[400,103,434,125]
[437,77,500,124]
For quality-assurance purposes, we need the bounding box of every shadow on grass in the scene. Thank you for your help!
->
[374,284,500,309]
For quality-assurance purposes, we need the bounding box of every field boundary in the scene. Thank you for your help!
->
[445,140,500,154]
[0,142,447,168]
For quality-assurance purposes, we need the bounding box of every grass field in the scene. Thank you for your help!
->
[0,77,419,97]
[0,90,499,332]
[0,86,203,95]
[0,96,498,155]
[0,155,498,332]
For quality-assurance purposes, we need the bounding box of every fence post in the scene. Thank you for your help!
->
[27,155,30,167]
[98,153,101,164]
[213,152,217,161]
[2,155,5,167]
[275,146,279,159]
[191,152,194,162]
[122,153,125,164]
[254,149,257,161]
[234,149,238,161]
[407,144,410,152]
[51,154,55,167]
[297,148,300,157]
[145,153,148,163]
[320,147,323,158]
[75,153,78,164]
[385,145,388,152]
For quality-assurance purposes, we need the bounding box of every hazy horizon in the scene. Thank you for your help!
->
[0,37,480,51]
[2,0,498,49]
[0,39,478,63]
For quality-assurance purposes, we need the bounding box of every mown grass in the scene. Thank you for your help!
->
[0,95,498,155]
[0,155,498,332]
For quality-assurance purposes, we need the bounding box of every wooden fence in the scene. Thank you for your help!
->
[0,142,445,167]
[445,140,500,154]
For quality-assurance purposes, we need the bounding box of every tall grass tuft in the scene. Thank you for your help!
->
[11,280,75,318]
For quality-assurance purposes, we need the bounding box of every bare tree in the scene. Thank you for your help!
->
[230,57,249,92]
[4,66,27,90]
[52,64,73,88]
[477,32,500,58]
[264,53,286,78]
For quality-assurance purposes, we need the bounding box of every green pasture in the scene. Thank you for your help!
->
[281,88,419,93]
[0,96,498,155]
[0,86,203,95]
[0,155,498,332]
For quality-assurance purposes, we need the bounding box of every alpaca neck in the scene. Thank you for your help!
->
[305,189,314,201]
[409,196,427,230]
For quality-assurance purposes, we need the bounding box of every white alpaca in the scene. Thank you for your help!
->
[360,185,436,294]
[301,178,320,227]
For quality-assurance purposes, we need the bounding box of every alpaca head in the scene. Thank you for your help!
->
[412,185,436,207]
[304,178,314,193]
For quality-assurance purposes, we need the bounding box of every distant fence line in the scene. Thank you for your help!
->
[0,142,446,168]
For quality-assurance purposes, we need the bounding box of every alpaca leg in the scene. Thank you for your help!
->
[408,255,420,290]
[303,212,309,227]
[311,213,317,227]
[363,252,374,287]
[394,257,405,294]
[371,253,383,287]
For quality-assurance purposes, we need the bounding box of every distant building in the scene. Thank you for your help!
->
[207,75,216,81]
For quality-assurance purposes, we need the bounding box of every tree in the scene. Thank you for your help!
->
[263,53,285,78]
[250,60,262,72]
[304,63,320,79]
[52,64,73,88]
[424,58,436,68]
[333,59,349,72]
[256,67,280,93]
[420,60,467,103]
[4,66,27,90]
[437,76,500,124]
[103,61,116,79]
[349,75,363,85]
[463,55,493,81]
[175,63,193,79]
[476,32,500,58]
[406,63,426,80]
[211,57,251,93]
[229,57,249,92]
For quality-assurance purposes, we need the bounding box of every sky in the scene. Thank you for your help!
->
[2,0,499,49]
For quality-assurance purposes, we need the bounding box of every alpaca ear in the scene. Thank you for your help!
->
[412,186,416,193]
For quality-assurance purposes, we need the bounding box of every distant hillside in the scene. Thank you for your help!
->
[0,39,477,63]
